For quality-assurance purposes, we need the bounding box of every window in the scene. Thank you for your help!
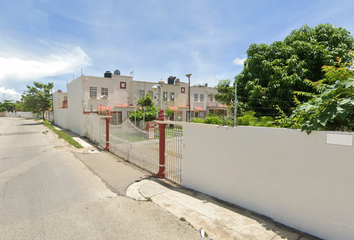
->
[90,87,97,99]
[148,90,153,98]
[200,111,206,119]
[169,112,175,121]
[194,112,199,118]
[101,87,108,97]
[120,82,126,89]
[170,92,175,102]
[209,94,214,102]
[176,112,182,121]
[181,87,185,93]
[163,92,168,101]
[200,94,204,102]
[194,94,198,102]
[139,90,145,99]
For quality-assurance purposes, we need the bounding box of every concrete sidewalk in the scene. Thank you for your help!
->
[50,124,322,240]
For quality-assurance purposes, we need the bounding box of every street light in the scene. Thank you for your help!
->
[152,84,163,109]
[186,73,192,122]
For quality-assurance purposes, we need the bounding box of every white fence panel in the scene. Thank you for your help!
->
[165,126,183,185]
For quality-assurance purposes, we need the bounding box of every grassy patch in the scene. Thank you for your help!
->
[43,121,84,149]
[146,197,152,202]
[179,217,186,221]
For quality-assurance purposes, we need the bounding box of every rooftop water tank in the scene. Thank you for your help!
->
[104,71,112,78]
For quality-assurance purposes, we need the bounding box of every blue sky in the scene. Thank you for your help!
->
[1,0,354,102]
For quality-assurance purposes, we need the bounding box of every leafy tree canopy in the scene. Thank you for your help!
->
[21,81,54,119]
[0,100,18,112]
[275,59,354,133]
[129,93,172,122]
[236,23,354,116]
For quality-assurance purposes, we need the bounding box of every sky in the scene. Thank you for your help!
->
[1,0,354,102]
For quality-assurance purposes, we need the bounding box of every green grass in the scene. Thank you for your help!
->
[43,121,84,149]
[180,217,186,221]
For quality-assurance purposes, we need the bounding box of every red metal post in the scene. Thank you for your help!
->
[105,109,110,151]
[156,109,168,178]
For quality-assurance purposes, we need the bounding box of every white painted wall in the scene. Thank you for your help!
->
[182,124,354,240]
[6,111,36,118]
[82,114,104,144]
[67,77,84,135]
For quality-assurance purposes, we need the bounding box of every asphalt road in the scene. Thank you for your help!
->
[0,118,200,240]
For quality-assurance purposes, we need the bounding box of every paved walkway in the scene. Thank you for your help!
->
[51,124,322,240]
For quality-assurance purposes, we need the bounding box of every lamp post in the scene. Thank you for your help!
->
[186,73,192,122]
[152,84,163,110]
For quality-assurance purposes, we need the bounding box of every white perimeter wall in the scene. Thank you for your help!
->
[82,114,104,144]
[6,112,36,118]
[182,124,354,240]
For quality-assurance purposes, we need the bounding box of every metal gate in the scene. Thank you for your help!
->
[109,119,160,174]
[165,125,183,185]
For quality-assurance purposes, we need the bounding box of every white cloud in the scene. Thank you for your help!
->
[232,57,246,66]
[0,87,21,102]
[0,45,93,82]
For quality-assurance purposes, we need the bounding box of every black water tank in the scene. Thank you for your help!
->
[104,71,112,78]
[168,76,176,84]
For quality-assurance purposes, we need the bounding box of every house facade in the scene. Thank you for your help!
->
[52,70,227,135]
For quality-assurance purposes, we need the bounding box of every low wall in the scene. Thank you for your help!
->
[182,125,354,240]
[82,114,105,144]
[6,111,36,118]
[54,109,69,130]
[0,111,6,117]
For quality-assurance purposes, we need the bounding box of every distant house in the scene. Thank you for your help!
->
[52,70,227,135]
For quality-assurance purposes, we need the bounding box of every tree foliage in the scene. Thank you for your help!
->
[275,59,354,134]
[0,100,17,112]
[21,82,54,119]
[236,23,354,116]
[214,79,248,116]
[129,94,157,122]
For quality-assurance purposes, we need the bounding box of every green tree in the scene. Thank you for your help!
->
[129,94,158,122]
[21,82,54,120]
[276,59,354,133]
[214,79,247,117]
[0,100,17,112]
[236,23,354,116]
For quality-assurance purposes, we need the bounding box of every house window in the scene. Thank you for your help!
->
[194,94,198,102]
[120,82,126,89]
[139,90,145,99]
[170,92,175,102]
[176,112,182,121]
[209,94,214,102]
[90,87,97,99]
[181,87,185,93]
[148,90,153,98]
[200,94,204,102]
[163,92,168,101]
[200,111,206,119]
[169,112,175,121]
[101,87,108,97]
[194,112,199,118]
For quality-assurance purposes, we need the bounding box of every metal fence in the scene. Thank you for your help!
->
[109,119,159,174]
[165,125,183,185]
